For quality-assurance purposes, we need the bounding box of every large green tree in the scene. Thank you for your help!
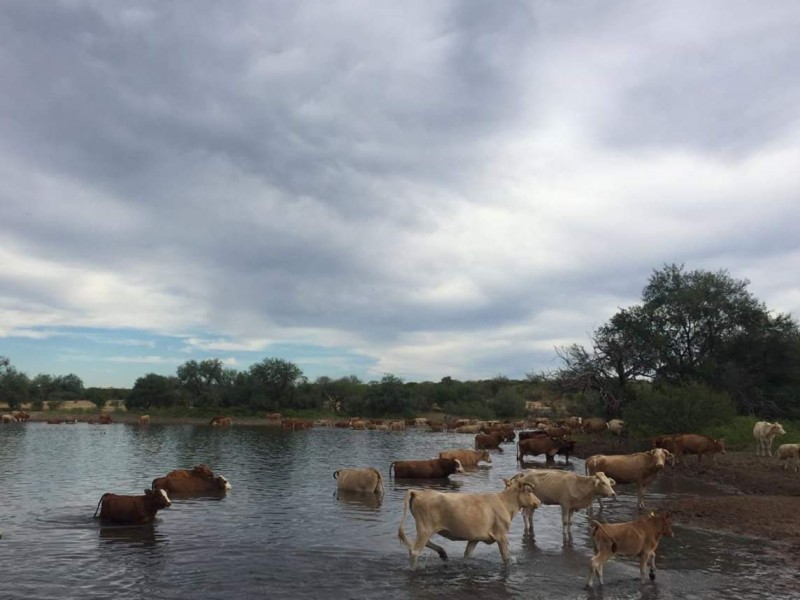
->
[248,358,305,410]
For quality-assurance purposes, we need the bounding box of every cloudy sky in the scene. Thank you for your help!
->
[2,1,799,388]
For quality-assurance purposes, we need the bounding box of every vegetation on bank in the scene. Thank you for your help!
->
[2,264,800,433]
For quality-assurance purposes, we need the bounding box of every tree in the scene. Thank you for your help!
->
[0,360,30,411]
[177,359,226,408]
[365,374,411,417]
[489,388,526,419]
[248,358,305,410]
[126,373,179,411]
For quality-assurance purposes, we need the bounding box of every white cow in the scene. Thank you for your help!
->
[397,478,541,569]
[506,469,616,539]
[333,468,384,494]
[753,421,787,457]
[776,444,800,473]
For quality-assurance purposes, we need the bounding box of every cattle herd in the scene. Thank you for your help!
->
[2,412,796,588]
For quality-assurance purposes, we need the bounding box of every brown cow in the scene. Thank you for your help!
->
[475,431,505,452]
[585,449,671,510]
[152,473,231,493]
[138,415,150,425]
[582,418,608,436]
[164,464,216,479]
[671,434,726,466]
[397,478,541,569]
[544,425,569,438]
[209,416,232,426]
[517,436,573,464]
[390,458,465,479]
[12,411,30,421]
[587,511,674,586]
[94,489,172,524]
[518,430,548,442]
[438,449,492,469]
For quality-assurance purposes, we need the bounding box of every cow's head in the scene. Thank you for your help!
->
[215,476,232,491]
[773,423,787,436]
[651,511,674,537]
[505,478,541,510]
[714,439,726,453]
[650,448,671,467]
[144,488,172,510]
[479,450,492,464]
[593,472,616,498]
[453,459,465,474]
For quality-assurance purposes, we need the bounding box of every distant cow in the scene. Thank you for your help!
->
[334,468,385,494]
[585,449,671,511]
[12,411,30,421]
[777,444,800,473]
[152,473,231,494]
[397,478,541,569]
[671,434,726,466]
[138,415,150,425]
[454,424,482,434]
[438,449,492,469]
[582,418,608,436]
[475,431,504,452]
[390,458,465,479]
[507,470,616,539]
[517,436,573,465]
[209,415,232,427]
[2,414,17,423]
[94,489,172,524]
[653,435,680,466]
[607,419,625,436]
[754,421,786,457]
[587,511,674,587]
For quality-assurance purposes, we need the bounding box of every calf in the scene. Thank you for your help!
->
[517,436,572,465]
[587,511,674,586]
[582,418,608,436]
[94,489,172,524]
[585,449,671,510]
[475,431,505,452]
[672,434,726,466]
[333,467,385,493]
[390,458,465,479]
[507,470,616,539]
[754,421,787,457]
[397,478,541,569]
[777,443,800,473]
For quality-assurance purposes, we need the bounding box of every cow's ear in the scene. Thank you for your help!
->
[608,478,616,486]
[144,489,153,495]
[503,478,511,488]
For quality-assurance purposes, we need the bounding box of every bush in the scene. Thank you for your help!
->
[623,382,736,438]
[489,388,526,419]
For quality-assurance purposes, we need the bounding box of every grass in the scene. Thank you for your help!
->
[704,416,800,451]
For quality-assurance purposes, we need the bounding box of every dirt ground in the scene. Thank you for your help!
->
[574,440,800,548]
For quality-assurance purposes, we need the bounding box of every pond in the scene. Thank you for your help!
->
[0,423,795,599]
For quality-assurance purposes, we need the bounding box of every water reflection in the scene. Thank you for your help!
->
[98,524,160,547]
[336,489,384,509]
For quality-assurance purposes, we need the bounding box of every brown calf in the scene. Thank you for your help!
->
[94,489,172,524]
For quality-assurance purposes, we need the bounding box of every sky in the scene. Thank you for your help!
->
[2,1,800,389]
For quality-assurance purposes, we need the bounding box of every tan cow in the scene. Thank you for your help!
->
[138,415,150,425]
[607,419,625,436]
[1,414,17,424]
[582,417,608,436]
[587,511,674,586]
[506,470,616,539]
[671,434,726,465]
[333,468,385,494]
[438,449,492,469]
[754,421,787,457]
[585,448,671,511]
[776,443,800,472]
[209,415,232,427]
[397,478,541,569]
[454,424,482,434]
[653,435,680,466]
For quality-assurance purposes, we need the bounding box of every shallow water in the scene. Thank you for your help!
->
[0,424,796,599]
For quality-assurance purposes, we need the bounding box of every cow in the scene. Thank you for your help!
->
[333,468,385,494]
[209,415,232,427]
[389,458,465,479]
[164,464,216,479]
[585,448,671,511]
[653,435,681,466]
[438,449,492,469]
[475,431,504,452]
[1,414,17,423]
[397,478,541,569]
[93,489,172,524]
[12,411,30,421]
[389,420,406,431]
[544,425,569,438]
[607,419,625,436]
[777,443,800,473]
[138,415,150,425]
[582,418,608,436]
[754,421,787,457]
[555,438,577,464]
[671,434,726,466]
[517,436,573,465]
[587,511,674,587]
[506,470,616,540]
[518,430,548,442]
[565,416,582,431]
[454,424,482,434]
[152,473,231,494]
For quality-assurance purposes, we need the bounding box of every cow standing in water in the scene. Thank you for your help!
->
[94,489,172,524]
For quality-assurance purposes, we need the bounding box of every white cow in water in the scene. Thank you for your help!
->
[753,421,787,457]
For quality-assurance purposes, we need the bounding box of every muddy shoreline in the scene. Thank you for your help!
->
[574,440,800,547]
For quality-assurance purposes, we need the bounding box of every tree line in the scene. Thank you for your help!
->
[2,265,799,428]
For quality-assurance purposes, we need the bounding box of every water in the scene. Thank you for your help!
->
[0,423,795,599]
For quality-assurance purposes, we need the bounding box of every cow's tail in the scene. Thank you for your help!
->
[584,457,592,475]
[516,441,522,464]
[333,470,339,479]
[93,493,110,518]
[389,461,396,478]
[591,520,617,553]
[397,490,415,548]
[373,468,385,495]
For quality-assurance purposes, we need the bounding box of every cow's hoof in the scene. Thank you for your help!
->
[649,570,656,581]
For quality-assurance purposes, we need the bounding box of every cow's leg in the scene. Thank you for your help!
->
[766,436,773,457]
[639,553,649,583]
[560,505,571,539]
[587,551,608,587]
[636,485,646,511]
[408,528,438,568]
[424,540,448,561]
[496,534,511,563]
[648,551,657,580]
[522,507,534,537]
[463,540,479,558]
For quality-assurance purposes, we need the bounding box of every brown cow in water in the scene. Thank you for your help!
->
[94,489,172,524]
[390,458,465,479]
[585,449,671,511]
[164,464,216,479]
[152,473,231,494]
[13,411,30,421]
[209,415,232,426]
[439,449,492,469]
[138,415,150,425]
[517,436,573,464]
[587,511,674,587]
[475,431,505,452]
